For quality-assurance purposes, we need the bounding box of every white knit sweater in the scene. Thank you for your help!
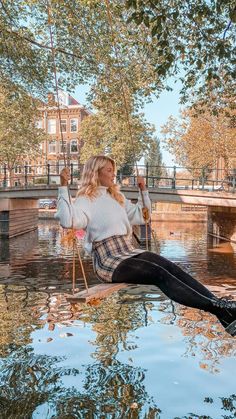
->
[55,186,151,254]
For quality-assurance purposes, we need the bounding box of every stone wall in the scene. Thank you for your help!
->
[0,199,38,238]
[151,202,207,222]
[208,206,236,243]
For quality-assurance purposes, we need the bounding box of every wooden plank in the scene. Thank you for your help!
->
[66,283,130,303]
[66,280,236,305]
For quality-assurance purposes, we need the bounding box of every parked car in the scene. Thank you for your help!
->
[39,199,57,209]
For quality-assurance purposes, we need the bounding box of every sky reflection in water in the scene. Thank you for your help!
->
[0,220,236,418]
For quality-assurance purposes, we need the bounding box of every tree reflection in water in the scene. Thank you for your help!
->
[158,300,236,374]
[0,342,235,418]
[0,288,236,417]
[0,285,162,417]
[0,346,161,418]
[175,394,236,419]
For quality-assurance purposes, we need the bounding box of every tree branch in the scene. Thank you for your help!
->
[5,28,83,60]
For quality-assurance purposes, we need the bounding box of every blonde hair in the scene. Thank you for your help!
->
[77,155,125,205]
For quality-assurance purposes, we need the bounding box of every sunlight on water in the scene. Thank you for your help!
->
[0,220,236,418]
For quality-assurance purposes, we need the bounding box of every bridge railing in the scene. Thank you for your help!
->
[0,163,235,193]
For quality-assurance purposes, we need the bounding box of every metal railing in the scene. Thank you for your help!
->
[0,162,235,193]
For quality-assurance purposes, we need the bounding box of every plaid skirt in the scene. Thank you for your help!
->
[92,235,145,282]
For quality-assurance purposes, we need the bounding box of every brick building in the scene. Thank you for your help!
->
[0,91,91,186]
[36,90,91,175]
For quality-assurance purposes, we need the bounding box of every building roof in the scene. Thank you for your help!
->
[68,95,80,105]
[38,90,92,115]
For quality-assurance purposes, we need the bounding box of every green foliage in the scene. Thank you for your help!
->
[0,0,166,166]
[118,156,135,177]
[145,138,162,177]
[34,177,47,184]
[125,0,236,106]
[0,1,52,95]
[161,104,236,173]
[0,80,47,171]
[1,0,234,169]
[1,0,235,108]
[0,1,164,102]
[79,111,156,167]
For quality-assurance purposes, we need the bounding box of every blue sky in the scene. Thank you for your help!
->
[74,81,181,166]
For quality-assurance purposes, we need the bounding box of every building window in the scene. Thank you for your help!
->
[48,140,57,154]
[25,162,32,173]
[36,119,43,129]
[70,160,78,169]
[60,140,67,153]
[36,164,43,175]
[58,160,65,172]
[48,119,56,134]
[60,119,67,133]
[70,139,78,153]
[48,160,57,174]
[14,166,22,174]
[70,118,78,133]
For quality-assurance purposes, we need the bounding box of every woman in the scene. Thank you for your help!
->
[55,155,236,336]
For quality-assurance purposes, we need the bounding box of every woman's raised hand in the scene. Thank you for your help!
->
[60,167,70,186]
[137,176,146,191]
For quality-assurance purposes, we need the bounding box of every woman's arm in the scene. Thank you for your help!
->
[54,168,88,229]
[125,176,151,225]
[55,187,88,229]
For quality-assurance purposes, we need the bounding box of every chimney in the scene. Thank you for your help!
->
[47,93,55,105]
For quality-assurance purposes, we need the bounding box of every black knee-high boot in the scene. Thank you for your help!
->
[112,256,236,336]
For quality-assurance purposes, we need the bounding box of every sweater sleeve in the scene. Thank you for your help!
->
[124,190,151,225]
[54,187,89,230]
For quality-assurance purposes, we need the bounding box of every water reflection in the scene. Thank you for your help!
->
[0,287,162,417]
[0,222,97,292]
[153,221,236,296]
[0,346,161,418]
[0,220,236,418]
[0,285,235,418]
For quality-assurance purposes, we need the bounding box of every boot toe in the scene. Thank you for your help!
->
[225,319,236,337]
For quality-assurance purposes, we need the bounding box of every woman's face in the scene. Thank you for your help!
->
[98,161,115,187]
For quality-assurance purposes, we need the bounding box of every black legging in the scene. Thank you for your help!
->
[112,251,228,320]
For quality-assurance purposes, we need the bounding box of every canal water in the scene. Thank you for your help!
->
[0,220,236,419]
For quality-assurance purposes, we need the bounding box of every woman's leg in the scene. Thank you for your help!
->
[112,256,236,335]
[134,251,214,299]
[113,257,213,310]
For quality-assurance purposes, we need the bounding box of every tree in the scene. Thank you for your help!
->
[0,80,47,184]
[118,156,135,178]
[161,105,236,176]
[125,0,236,107]
[144,138,164,187]
[1,1,235,109]
[145,138,162,176]
[0,1,53,95]
[0,1,164,100]
[79,110,156,167]
[0,1,168,166]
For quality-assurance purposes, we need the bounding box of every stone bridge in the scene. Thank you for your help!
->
[0,185,236,242]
